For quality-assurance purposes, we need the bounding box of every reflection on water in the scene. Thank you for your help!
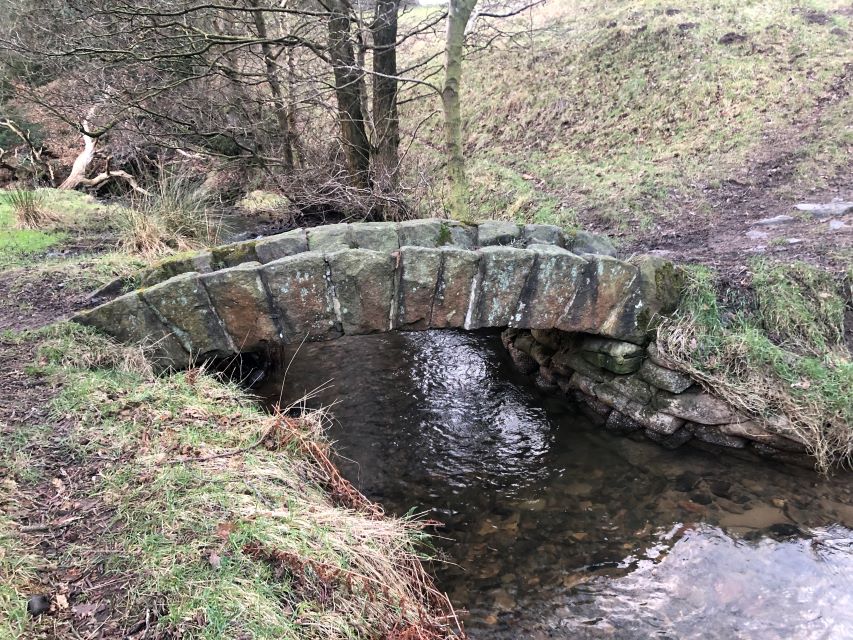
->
[255,330,853,639]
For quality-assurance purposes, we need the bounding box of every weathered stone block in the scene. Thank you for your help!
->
[516,245,587,328]
[530,328,563,351]
[718,421,807,452]
[327,249,396,335]
[430,248,479,329]
[569,372,682,434]
[507,341,538,374]
[557,256,641,340]
[350,222,399,253]
[551,348,613,381]
[211,239,258,269]
[581,350,644,375]
[568,230,616,257]
[522,224,565,247]
[529,341,554,367]
[605,410,643,434]
[307,224,352,252]
[633,255,683,318]
[201,262,279,351]
[254,229,308,263]
[72,291,186,368]
[686,423,747,449]
[646,342,680,369]
[398,219,443,248]
[638,359,693,394]
[581,336,645,359]
[469,246,535,328]
[142,272,235,357]
[513,332,536,355]
[477,221,521,246]
[644,427,692,449]
[607,374,654,404]
[262,252,339,341]
[446,221,476,248]
[141,250,214,286]
[653,390,742,425]
[396,246,441,329]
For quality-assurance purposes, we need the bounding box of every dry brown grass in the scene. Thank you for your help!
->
[656,264,852,472]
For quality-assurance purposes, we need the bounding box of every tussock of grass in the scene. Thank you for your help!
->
[6,188,60,229]
[0,190,66,265]
[118,171,225,257]
[657,262,853,471]
[2,325,460,638]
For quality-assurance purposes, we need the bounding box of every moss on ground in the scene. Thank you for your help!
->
[0,324,457,639]
[656,260,853,471]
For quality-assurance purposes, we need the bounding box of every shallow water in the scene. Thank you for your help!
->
[255,330,853,639]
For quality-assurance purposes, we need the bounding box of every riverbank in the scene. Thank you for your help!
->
[0,195,461,639]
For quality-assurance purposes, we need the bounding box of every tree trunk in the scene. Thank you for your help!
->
[442,0,477,221]
[249,1,294,172]
[372,0,401,198]
[59,120,96,190]
[327,0,371,190]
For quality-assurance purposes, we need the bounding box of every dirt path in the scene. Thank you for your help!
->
[0,273,140,637]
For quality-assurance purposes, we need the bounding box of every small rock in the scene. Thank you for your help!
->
[771,498,786,509]
[745,229,769,240]
[690,491,714,506]
[828,219,850,231]
[794,202,853,217]
[766,523,803,539]
[675,471,701,492]
[710,480,733,499]
[569,230,617,257]
[754,214,796,226]
[27,595,51,617]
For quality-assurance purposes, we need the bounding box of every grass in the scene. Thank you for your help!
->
[400,0,853,229]
[0,190,66,266]
[117,171,226,257]
[656,260,852,471]
[0,325,459,639]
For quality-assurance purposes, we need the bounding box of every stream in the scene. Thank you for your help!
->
[254,330,853,639]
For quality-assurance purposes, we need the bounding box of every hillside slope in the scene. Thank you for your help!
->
[403,0,852,272]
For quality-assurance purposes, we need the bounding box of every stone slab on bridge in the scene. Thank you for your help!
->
[73,220,681,368]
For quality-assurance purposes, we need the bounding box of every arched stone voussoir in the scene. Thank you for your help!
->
[556,255,642,341]
[395,246,442,330]
[511,244,587,329]
[467,246,536,329]
[200,261,281,352]
[261,251,340,342]
[326,249,397,335]
[141,271,237,358]
[72,289,187,369]
[430,247,479,329]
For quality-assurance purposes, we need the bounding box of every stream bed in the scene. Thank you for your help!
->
[255,330,853,639]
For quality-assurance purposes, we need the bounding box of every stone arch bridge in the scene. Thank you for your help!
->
[74,219,681,369]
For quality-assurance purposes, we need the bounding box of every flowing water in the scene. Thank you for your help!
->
[255,330,853,639]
